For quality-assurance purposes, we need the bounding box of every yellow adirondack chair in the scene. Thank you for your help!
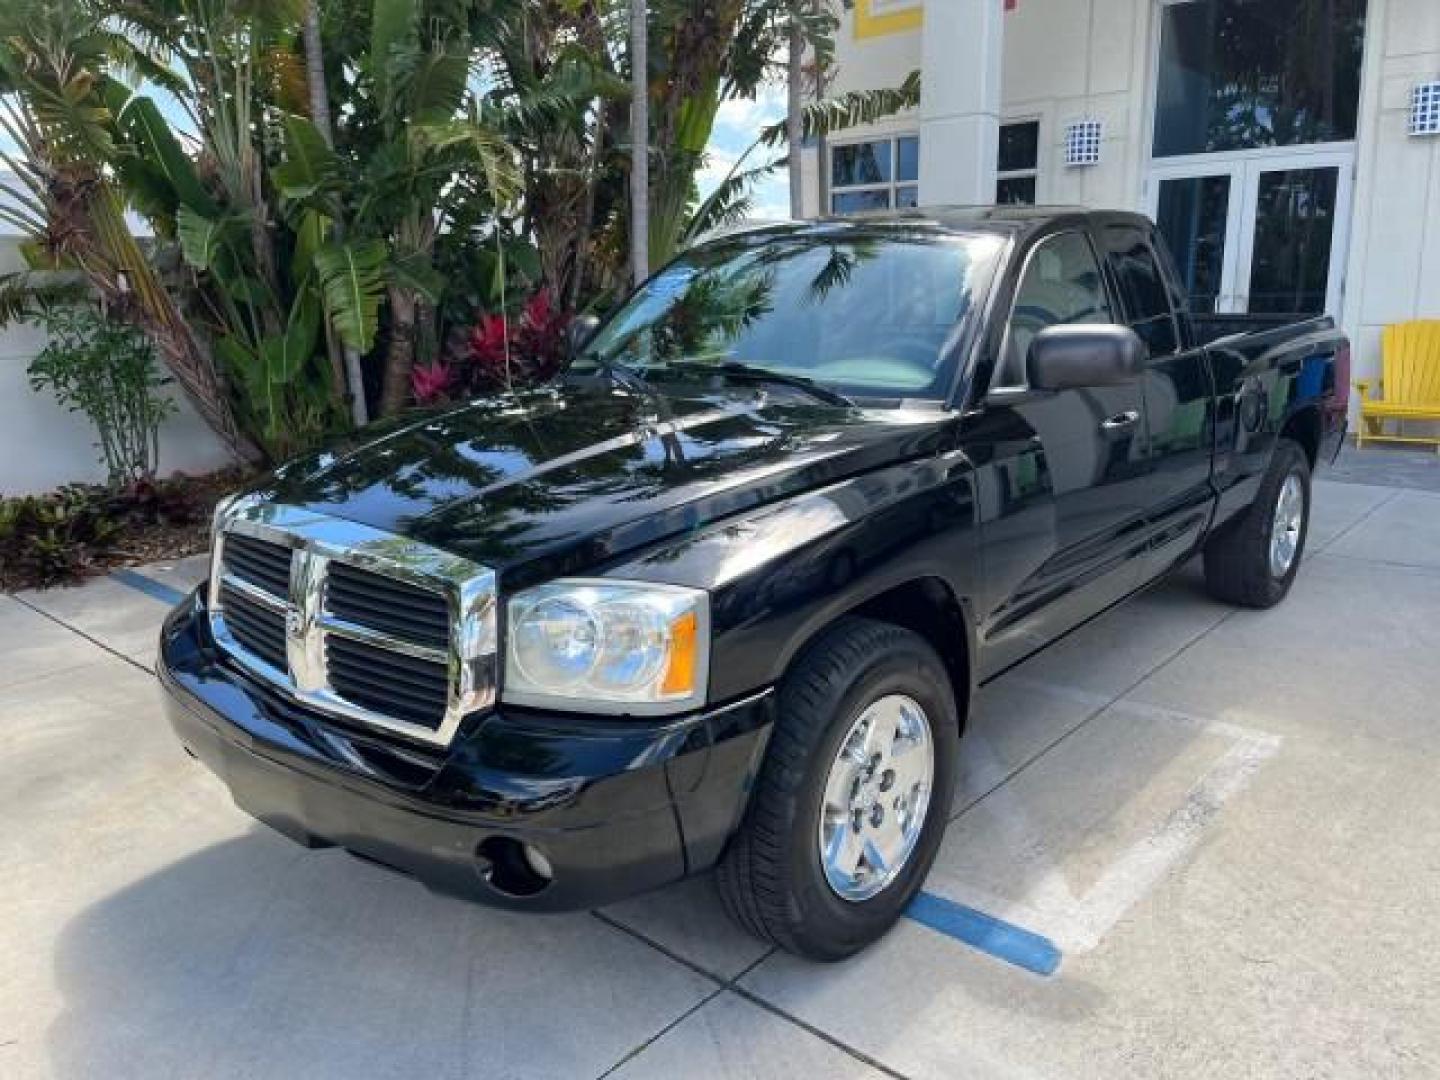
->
[1355,320,1440,450]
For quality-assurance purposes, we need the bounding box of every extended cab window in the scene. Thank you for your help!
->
[1103,227,1180,356]
[997,231,1112,387]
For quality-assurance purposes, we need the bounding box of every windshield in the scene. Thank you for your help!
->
[576,229,1005,401]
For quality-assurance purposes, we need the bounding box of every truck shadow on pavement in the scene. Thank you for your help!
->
[45,577,1260,1079]
[44,831,714,1080]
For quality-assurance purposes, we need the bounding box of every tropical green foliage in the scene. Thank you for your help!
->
[0,0,921,451]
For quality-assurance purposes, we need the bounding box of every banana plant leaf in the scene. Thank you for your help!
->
[315,241,388,354]
[272,114,342,201]
[257,286,321,387]
[370,0,416,103]
[113,94,217,217]
[176,206,243,272]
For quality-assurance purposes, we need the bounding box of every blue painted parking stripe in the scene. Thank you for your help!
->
[110,568,187,606]
[905,891,1062,976]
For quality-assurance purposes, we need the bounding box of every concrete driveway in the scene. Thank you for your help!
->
[3,469,1438,1079]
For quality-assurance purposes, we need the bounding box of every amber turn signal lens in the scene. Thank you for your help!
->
[660,611,699,696]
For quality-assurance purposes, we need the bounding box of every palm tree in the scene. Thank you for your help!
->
[629,0,649,286]
[0,0,257,460]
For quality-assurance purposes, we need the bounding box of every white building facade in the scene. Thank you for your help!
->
[799,0,1440,405]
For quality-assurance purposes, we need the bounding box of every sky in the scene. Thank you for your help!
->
[698,83,792,222]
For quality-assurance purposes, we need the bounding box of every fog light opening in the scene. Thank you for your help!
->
[476,837,553,898]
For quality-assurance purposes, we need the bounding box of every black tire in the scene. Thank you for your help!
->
[1202,438,1311,609]
[716,617,961,961]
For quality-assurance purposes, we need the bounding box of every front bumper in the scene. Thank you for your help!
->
[158,593,774,911]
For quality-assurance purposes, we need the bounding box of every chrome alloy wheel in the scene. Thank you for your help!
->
[1269,472,1305,578]
[817,694,935,902]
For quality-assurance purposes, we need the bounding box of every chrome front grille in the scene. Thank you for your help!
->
[217,577,288,670]
[325,635,451,729]
[221,532,292,595]
[326,562,451,649]
[207,501,497,747]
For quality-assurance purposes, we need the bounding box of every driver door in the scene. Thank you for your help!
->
[969,229,1152,675]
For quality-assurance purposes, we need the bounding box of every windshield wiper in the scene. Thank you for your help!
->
[586,352,655,399]
[667,360,854,407]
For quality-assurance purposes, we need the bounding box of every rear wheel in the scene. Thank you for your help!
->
[716,617,960,961]
[1203,438,1311,608]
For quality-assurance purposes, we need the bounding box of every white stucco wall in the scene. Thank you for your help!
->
[812,0,1440,411]
[999,0,1153,210]
[0,237,235,495]
[1342,0,1440,392]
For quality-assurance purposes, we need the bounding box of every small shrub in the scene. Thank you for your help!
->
[27,306,176,485]
[0,486,122,589]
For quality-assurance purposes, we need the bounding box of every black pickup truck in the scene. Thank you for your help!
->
[159,208,1347,960]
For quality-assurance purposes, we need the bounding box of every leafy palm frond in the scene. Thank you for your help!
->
[232,0,307,39]
[685,140,785,243]
[759,69,921,147]
[406,47,471,124]
[409,114,521,203]
[485,47,626,137]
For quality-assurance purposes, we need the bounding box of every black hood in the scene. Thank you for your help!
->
[261,382,951,584]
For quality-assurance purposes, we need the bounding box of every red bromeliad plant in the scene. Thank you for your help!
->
[410,361,456,406]
[414,289,572,406]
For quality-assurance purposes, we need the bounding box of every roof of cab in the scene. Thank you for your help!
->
[697,206,1150,247]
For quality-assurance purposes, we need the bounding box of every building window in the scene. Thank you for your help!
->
[831,135,919,213]
[996,121,1039,204]
[1154,0,1368,158]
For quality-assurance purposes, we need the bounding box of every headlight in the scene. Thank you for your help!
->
[504,580,709,714]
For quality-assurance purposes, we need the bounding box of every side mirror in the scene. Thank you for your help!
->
[568,314,601,359]
[1027,324,1147,391]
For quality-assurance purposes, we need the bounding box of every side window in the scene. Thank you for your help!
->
[997,232,1113,387]
[1103,226,1180,356]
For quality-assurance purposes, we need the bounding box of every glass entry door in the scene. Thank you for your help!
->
[1149,150,1352,318]
[1154,172,1236,314]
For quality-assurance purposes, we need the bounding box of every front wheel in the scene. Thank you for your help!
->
[1203,438,1312,608]
[716,617,960,961]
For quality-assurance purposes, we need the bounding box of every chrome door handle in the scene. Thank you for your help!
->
[1101,410,1140,431]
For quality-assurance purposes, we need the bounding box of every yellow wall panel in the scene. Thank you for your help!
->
[854,0,924,40]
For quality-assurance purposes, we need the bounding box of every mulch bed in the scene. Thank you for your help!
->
[108,469,251,568]
[1,467,255,593]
